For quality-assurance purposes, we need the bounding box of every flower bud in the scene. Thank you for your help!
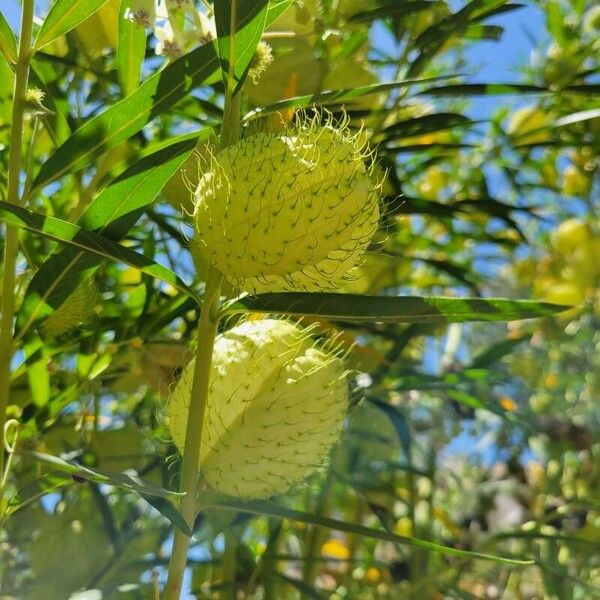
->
[24,87,51,117]
[248,42,274,85]
[194,115,380,292]
[167,319,348,498]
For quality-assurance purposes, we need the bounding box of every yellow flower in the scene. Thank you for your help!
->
[321,539,350,560]
[499,396,516,412]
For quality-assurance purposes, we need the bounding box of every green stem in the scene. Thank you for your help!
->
[302,469,334,592]
[261,520,282,600]
[163,268,222,600]
[0,0,35,486]
[164,4,243,593]
[221,530,237,600]
[220,92,242,149]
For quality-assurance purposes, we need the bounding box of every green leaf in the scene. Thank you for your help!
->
[26,356,50,407]
[14,138,200,335]
[563,83,600,94]
[470,3,525,19]
[34,0,112,51]
[20,450,184,498]
[141,495,193,537]
[446,389,489,411]
[0,201,200,313]
[243,76,455,121]
[348,2,435,23]
[382,113,474,142]
[214,0,270,94]
[419,83,600,97]
[77,139,195,233]
[408,0,493,77]
[546,1,566,45]
[266,0,296,24]
[209,499,534,565]
[0,10,17,64]
[408,255,480,292]
[470,335,529,368]
[422,82,540,96]
[117,1,146,97]
[463,23,503,40]
[30,42,220,194]
[368,399,411,459]
[275,573,327,599]
[552,108,600,128]
[221,293,568,324]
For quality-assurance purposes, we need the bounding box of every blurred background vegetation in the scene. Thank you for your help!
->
[0,0,599,598]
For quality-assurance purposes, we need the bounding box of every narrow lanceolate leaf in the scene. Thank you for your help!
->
[31,42,220,194]
[16,139,198,336]
[470,2,525,20]
[221,293,568,324]
[418,82,600,97]
[266,0,295,24]
[34,0,112,51]
[141,495,193,536]
[117,1,146,97]
[214,0,269,93]
[368,399,411,459]
[210,499,534,565]
[408,0,492,77]
[275,573,328,600]
[552,108,600,128]
[0,10,17,64]
[20,451,183,498]
[382,113,474,142]
[464,23,504,40]
[470,335,529,368]
[348,1,435,23]
[243,77,455,121]
[0,202,200,307]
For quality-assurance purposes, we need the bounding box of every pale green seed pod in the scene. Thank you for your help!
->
[193,116,380,293]
[167,319,348,498]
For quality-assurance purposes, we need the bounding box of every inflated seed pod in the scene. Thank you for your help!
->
[168,319,348,498]
[193,115,380,293]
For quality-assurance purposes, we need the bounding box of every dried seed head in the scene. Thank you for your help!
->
[167,319,348,498]
[193,114,380,292]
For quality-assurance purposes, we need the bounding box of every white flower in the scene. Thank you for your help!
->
[125,0,156,28]
[192,9,217,44]
[155,19,184,58]
[166,0,193,10]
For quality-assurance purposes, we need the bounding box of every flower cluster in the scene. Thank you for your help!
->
[125,0,216,59]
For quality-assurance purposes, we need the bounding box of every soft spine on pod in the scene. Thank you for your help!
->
[193,114,381,293]
[167,319,349,498]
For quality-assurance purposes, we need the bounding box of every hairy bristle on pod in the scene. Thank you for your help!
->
[193,113,380,293]
[167,319,348,498]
